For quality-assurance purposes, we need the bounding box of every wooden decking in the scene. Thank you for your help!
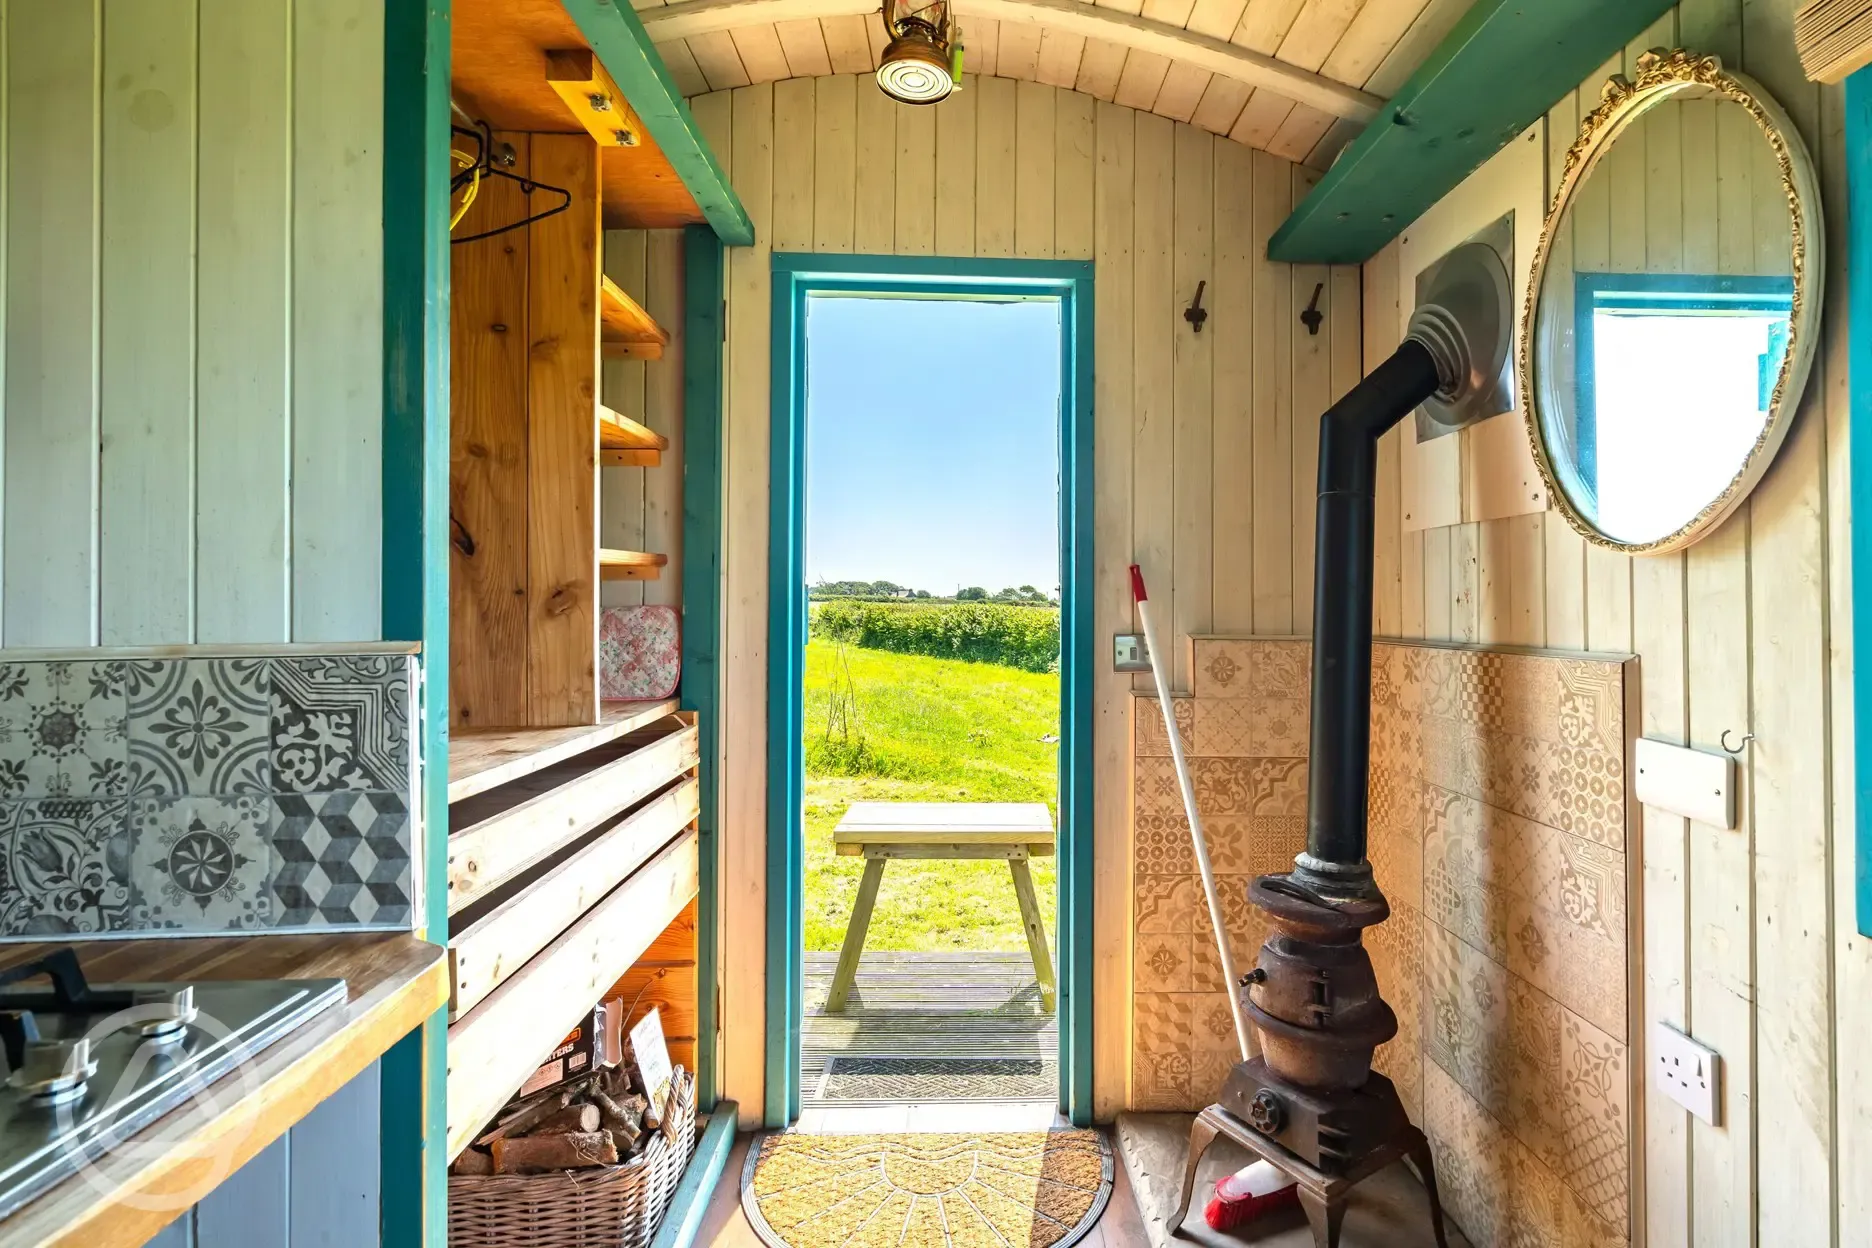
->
[801,951,1059,1106]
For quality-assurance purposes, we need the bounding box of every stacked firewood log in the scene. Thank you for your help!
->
[451,1064,688,1177]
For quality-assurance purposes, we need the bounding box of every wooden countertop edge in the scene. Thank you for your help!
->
[6,936,448,1248]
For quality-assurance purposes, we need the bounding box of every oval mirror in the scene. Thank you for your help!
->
[1522,49,1822,553]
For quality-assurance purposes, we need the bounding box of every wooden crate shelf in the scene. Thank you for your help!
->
[447,699,678,804]
[447,712,698,915]
[446,828,699,1159]
[601,276,669,359]
[599,547,668,581]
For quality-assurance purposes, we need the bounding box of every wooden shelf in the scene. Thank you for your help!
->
[600,547,668,581]
[598,402,668,468]
[448,699,679,804]
[447,713,698,915]
[600,276,670,359]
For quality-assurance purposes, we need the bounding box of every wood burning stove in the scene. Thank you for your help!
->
[1175,240,1513,1246]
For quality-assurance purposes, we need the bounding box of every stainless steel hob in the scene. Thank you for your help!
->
[0,948,345,1220]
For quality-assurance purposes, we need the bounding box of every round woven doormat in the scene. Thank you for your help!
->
[740,1131,1112,1248]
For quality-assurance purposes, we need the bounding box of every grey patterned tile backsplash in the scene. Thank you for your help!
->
[0,651,417,939]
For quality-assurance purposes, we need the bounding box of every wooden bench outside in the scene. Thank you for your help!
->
[827,801,1057,1013]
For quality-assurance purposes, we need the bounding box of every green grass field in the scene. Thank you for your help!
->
[802,639,1060,953]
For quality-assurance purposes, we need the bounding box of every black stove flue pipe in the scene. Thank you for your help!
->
[1288,337,1446,902]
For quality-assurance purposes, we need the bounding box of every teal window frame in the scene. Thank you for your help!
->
[1849,68,1872,937]
[764,253,1097,1127]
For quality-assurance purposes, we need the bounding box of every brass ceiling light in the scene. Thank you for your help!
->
[876,0,962,105]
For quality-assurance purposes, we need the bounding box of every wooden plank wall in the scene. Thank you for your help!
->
[1368,5,1870,1243]
[0,0,387,648]
[692,73,1359,1125]
[0,0,391,1239]
[601,229,686,613]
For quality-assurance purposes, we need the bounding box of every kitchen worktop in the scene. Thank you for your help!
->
[0,933,447,1248]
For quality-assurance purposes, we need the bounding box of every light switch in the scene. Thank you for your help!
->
[1653,1022,1721,1125]
[1114,634,1151,673]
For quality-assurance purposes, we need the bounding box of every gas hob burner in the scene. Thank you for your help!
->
[0,947,345,1221]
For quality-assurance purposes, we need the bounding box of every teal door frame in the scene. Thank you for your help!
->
[764,253,1097,1127]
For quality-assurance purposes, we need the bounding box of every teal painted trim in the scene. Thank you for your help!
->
[682,226,730,1105]
[559,0,754,246]
[765,266,809,1128]
[764,253,1097,1126]
[1268,0,1676,264]
[649,1100,740,1248]
[381,1,451,1243]
[1849,69,1872,938]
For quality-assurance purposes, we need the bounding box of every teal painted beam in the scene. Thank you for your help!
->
[561,0,754,246]
[681,225,729,1106]
[381,1,451,1243]
[1268,0,1677,265]
[649,1101,740,1248]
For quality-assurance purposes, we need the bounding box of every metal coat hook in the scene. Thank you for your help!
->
[1183,281,1208,333]
[1720,729,1754,755]
[1300,282,1325,335]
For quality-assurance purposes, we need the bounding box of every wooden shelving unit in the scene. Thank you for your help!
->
[599,547,668,581]
[601,275,670,359]
[444,712,701,1160]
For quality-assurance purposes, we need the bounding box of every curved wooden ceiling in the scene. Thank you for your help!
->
[638,0,1472,167]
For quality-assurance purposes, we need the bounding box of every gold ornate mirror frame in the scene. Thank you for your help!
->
[1518,48,1824,555]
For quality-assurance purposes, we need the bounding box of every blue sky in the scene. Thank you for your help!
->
[804,295,1062,596]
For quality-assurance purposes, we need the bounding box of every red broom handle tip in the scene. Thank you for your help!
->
[1130,565,1147,603]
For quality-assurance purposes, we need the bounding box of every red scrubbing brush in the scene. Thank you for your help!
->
[1205,1163,1301,1232]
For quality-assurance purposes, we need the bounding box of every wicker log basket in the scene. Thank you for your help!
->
[449,1071,697,1247]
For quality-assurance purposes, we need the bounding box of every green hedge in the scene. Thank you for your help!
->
[810,600,1061,672]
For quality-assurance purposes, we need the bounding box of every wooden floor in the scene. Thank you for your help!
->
[801,950,1058,1106]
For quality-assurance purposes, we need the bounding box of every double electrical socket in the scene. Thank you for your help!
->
[1653,1022,1721,1125]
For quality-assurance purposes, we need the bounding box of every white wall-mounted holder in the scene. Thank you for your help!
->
[1634,737,1737,829]
[1653,1021,1722,1125]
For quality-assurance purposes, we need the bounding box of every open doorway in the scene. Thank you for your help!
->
[766,256,1095,1128]
[798,293,1063,1126]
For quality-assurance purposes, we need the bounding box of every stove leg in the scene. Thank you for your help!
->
[1406,1131,1451,1248]
[1296,1187,1344,1248]
[1170,1110,1222,1235]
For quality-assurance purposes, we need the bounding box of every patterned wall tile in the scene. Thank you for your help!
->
[271,656,411,793]
[1130,634,1632,1239]
[1368,898,1424,1125]
[1425,1061,1625,1248]
[0,661,129,800]
[1248,641,1310,700]
[1132,992,1195,1111]
[130,795,273,930]
[1423,785,1626,1039]
[0,650,417,941]
[1135,873,1196,934]
[271,791,412,926]
[1367,764,1423,910]
[0,798,133,934]
[1193,699,1253,757]
[1250,697,1309,756]
[126,659,271,796]
[1425,922,1629,1229]
[1135,695,1193,758]
[1191,640,1254,697]
[1135,930,1189,992]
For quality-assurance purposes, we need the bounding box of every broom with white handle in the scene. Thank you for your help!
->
[1130,565,1296,1224]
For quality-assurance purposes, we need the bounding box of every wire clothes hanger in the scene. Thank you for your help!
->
[449,122,573,245]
